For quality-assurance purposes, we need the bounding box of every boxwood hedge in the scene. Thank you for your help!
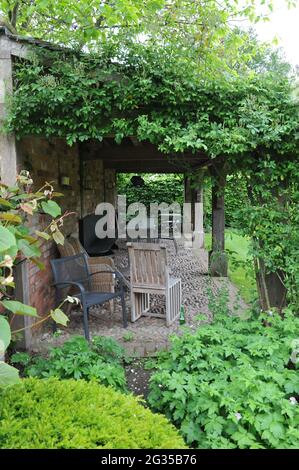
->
[0,378,186,449]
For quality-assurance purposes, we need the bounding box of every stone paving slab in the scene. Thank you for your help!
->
[33,240,247,356]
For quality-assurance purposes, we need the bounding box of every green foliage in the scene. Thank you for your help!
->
[11,336,128,392]
[122,331,134,343]
[204,174,249,229]
[4,22,299,312]
[117,173,184,210]
[0,0,280,75]
[0,172,69,388]
[0,377,186,449]
[205,230,256,302]
[235,159,299,308]
[148,302,299,449]
[6,43,298,161]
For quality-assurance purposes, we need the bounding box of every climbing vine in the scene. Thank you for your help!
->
[6,44,299,162]
[5,42,299,309]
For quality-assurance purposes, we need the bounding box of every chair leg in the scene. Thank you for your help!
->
[83,305,90,341]
[109,298,114,315]
[131,291,136,322]
[120,291,127,328]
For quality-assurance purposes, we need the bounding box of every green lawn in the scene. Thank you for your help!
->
[205,230,256,302]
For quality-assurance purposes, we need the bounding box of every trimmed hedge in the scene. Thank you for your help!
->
[0,378,186,449]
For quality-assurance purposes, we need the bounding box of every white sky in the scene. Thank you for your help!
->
[253,0,299,65]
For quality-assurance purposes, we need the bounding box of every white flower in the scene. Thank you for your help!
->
[235,412,242,421]
[289,397,297,405]
[267,310,273,316]
[0,255,13,268]
[66,296,80,305]
[2,275,14,285]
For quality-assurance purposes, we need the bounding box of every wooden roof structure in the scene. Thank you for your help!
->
[81,138,209,173]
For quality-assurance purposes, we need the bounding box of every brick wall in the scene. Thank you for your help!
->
[17,136,107,330]
[17,137,81,324]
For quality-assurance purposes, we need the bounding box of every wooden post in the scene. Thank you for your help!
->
[11,260,33,350]
[0,35,18,185]
[104,169,117,206]
[209,165,228,276]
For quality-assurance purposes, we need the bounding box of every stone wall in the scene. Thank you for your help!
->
[81,158,105,215]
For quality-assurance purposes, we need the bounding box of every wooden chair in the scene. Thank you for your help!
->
[127,242,181,326]
[57,236,115,313]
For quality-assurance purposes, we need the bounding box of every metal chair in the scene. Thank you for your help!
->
[51,253,127,340]
[57,236,116,313]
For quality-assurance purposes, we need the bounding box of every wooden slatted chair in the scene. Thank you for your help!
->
[127,242,181,326]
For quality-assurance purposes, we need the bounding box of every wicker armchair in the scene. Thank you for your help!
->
[57,236,115,313]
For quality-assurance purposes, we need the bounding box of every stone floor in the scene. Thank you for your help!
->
[33,239,247,356]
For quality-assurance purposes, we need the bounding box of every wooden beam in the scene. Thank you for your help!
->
[209,164,228,276]
[103,159,209,173]
[80,140,206,163]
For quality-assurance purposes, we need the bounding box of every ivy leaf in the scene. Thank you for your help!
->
[17,239,41,258]
[0,225,16,254]
[52,229,65,245]
[35,230,51,240]
[41,200,61,218]
[20,202,34,215]
[50,308,69,326]
[0,361,20,388]
[31,257,45,270]
[0,316,11,352]
[1,300,38,317]
[0,198,13,208]
[0,213,22,224]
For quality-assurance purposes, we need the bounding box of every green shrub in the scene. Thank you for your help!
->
[11,336,127,392]
[148,310,299,449]
[0,378,186,449]
[203,174,249,230]
[117,173,184,210]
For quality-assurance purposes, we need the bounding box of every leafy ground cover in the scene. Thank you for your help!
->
[11,336,128,392]
[148,306,299,449]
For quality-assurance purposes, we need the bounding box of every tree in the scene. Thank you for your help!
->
[0,1,294,57]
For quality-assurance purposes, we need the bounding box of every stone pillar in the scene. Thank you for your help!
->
[0,36,18,185]
[184,176,193,248]
[0,38,32,349]
[184,175,204,249]
[209,167,228,276]
[193,184,204,249]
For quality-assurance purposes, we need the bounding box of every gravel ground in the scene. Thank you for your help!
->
[32,239,247,356]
